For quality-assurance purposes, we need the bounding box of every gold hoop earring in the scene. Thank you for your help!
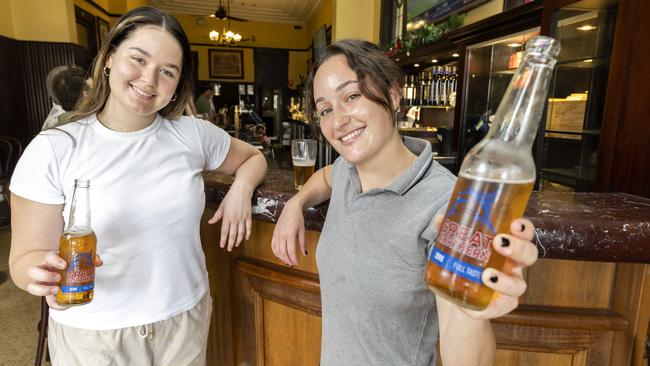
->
[170,94,177,102]
[103,66,110,77]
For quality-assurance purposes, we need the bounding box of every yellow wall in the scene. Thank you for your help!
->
[191,45,255,83]
[333,0,381,42]
[10,0,76,42]
[178,15,311,83]
[0,1,15,38]
[307,0,332,41]
[464,0,503,26]
[73,0,115,28]
[177,15,308,50]
[289,50,309,89]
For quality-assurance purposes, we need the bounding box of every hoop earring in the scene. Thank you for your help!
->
[170,94,177,102]
[103,66,110,77]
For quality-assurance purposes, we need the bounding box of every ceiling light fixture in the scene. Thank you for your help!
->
[432,59,438,63]
[452,53,460,58]
[209,27,242,46]
[507,43,522,48]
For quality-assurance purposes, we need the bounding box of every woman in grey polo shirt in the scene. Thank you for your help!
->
[272,39,539,366]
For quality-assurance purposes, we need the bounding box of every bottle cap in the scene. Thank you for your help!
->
[524,36,561,59]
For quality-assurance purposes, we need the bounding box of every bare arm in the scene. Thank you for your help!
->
[9,194,64,290]
[437,296,495,366]
[271,165,333,266]
[435,217,538,365]
[207,137,268,250]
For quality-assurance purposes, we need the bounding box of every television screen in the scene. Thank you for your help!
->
[407,0,488,23]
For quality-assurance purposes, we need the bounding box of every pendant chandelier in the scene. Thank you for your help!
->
[209,27,242,46]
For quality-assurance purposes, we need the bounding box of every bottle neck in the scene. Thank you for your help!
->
[66,184,91,233]
[486,53,556,148]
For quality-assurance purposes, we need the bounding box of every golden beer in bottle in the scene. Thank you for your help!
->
[425,36,560,310]
[57,179,96,306]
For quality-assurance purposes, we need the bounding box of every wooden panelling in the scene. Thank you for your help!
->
[609,263,645,365]
[263,300,321,366]
[522,258,615,308]
[200,210,234,365]
[495,349,576,366]
[596,0,650,197]
[243,220,320,274]
[0,35,87,148]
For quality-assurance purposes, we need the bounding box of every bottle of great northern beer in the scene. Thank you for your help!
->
[57,179,97,306]
[425,36,560,310]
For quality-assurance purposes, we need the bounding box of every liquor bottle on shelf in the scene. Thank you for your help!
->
[418,71,427,105]
[449,66,458,97]
[422,71,431,106]
[402,75,409,103]
[431,66,440,105]
[406,75,415,106]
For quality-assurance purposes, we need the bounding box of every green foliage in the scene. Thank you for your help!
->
[395,13,465,53]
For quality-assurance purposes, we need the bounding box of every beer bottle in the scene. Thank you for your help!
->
[57,179,97,306]
[425,36,560,310]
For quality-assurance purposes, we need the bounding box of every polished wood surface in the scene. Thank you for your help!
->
[597,0,650,197]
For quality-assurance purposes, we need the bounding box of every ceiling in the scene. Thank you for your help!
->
[148,0,325,25]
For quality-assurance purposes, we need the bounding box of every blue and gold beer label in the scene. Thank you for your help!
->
[61,252,94,293]
[429,247,484,283]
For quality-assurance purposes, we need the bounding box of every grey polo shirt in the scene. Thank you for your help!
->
[317,137,457,365]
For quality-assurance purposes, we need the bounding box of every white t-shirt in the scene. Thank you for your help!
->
[10,114,231,330]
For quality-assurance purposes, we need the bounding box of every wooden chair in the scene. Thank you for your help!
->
[35,297,49,366]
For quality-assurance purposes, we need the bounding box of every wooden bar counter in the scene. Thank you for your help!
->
[200,169,650,366]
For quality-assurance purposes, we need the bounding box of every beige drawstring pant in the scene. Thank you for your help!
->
[47,294,212,366]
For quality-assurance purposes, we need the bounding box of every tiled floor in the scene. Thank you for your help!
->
[0,226,43,365]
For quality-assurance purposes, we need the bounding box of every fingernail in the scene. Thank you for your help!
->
[520,224,526,232]
[305,250,309,256]
[501,237,510,248]
[489,275,498,283]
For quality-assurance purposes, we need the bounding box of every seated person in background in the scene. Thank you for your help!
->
[195,85,216,122]
[42,65,88,130]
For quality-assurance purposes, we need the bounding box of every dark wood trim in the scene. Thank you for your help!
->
[235,258,321,315]
[595,0,650,197]
[496,305,628,331]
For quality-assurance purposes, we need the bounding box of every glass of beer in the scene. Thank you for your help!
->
[291,139,317,190]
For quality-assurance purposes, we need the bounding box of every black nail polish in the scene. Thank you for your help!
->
[489,276,498,283]
[305,251,309,256]
[501,237,510,248]
[521,224,526,232]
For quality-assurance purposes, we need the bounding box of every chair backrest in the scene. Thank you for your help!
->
[0,136,23,177]
[0,138,12,177]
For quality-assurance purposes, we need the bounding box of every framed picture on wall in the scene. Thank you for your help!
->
[96,17,110,49]
[209,49,244,79]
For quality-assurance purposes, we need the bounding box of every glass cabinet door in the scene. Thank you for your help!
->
[459,28,540,156]
[538,3,618,192]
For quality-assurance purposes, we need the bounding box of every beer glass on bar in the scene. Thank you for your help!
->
[291,139,317,190]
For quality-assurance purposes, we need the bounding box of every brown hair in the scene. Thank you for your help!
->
[304,39,403,126]
[63,7,193,123]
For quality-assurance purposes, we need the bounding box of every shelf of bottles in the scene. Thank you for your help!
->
[402,66,458,108]
[399,65,458,170]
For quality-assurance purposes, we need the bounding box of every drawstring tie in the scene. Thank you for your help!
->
[138,324,154,340]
